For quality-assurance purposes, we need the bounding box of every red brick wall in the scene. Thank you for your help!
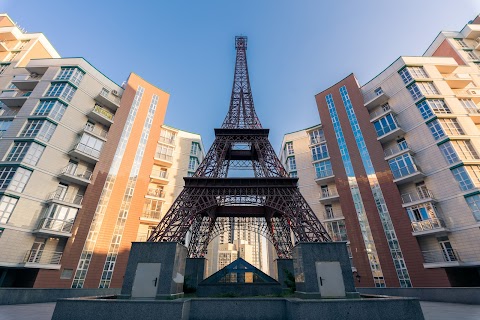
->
[432,39,466,66]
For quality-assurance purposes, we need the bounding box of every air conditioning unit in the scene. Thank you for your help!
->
[112,89,119,96]
[468,89,479,95]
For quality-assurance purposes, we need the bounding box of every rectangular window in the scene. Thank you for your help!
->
[427,120,446,140]
[399,68,413,84]
[459,99,479,114]
[406,203,437,222]
[156,144,174,161]
[188,156,199,171]
[159,129,176,144]
[308,129,324,144]
[466,165,480,187]
[33,100,67,121]
[400,67,427,84]
[285,142,294,155]
[311,143,328,161]
[20,120,56,142]
[440,119,463,136]
[142,198,163,220]
[0,120,12,137]
[417,82,439,95]
[289,171,297,178]
[190,142,201,156]
[454,140,479,160]
[76,133,104,158]
[56,67,84,86]
[287,157,297,171]
[45,83,76,102]
[5,142,44,165]
[313,160,332,179]
[465,50,479,61]
[429,99,450,114]
[0,195,18,224]
[439,142,460,164]
[9,167,32,192]
[325,220,348,241]
[0,64,9,75]
[465,194,480,221]
[407,83,422,100]
[455,38,468,48]
[388,154,417,179]
[373,114,398,137]
[451,166,474,191]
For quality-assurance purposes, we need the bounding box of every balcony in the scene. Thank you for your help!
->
[391,164,424,185]
[464,107,480,124]
[150,171,169,184]
[384,144,413,161]
[46,191,83,209]
[0,106,19,119]
[319,190,340,203]
[462,23,480,39]
[454,88,480,103]
[146,187,165,199]
[84,125,108,141]
[154,152,173,167]
[422,249,462,268]
[95,89,121,110]
[159,136,176,145]
[364,88,390,110]
[58,165,92,186]
[369,104,393,122]
[411,218,448,237]
[323,210,343,221]
[444,73,472,89]
[140,210,162,222]
[11,74,41,91]
[87,104,114,127]
[23,249,62,269]
[401,189,435,207]
[330,233,349,242]
[377,126,405,144]
[69,141,101,164]
[0,90,31,107]
[314,169,335,184]
[33,217,74,238]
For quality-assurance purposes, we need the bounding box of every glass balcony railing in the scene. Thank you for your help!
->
[61,165,92,181]
[315,169,334,179]
[401,189,434,204]
[155,152,173,162]
[37,217,74,233]
[159,136,175,145]
[73,142,101,159]
[47,191,83,205]
[391,164,419,179]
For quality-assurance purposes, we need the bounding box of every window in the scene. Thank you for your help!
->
[289,171,297,178]
[399,67,427,84]
[56,67,84,86]
[6,51,19,62]
[408,83,422,100]
[373,114,398,137]
[142,198,162,219]
[45,83,76,102]
[0,167,15,189]
[285,142,294,156]
[325,220,348,241]
[156,144,174,161]
[465,50,479,61]
[406,203,437,222]
[159,129,176,144]
[455,38,468,48]
[427,120,446,140]
[451,166,474,191]
[33,100,67,121]
[374,87,383,96]
[459,99,479,114]
[20,120,56,142]
[287,157,297,171]
[0,120,12,137]
[84,121,94,133]
[439,142,460,164]
[308,129,324,144]
[314,160,332,178]
[397,138,408,151]
[388,154,416,179]
[399,68,413,84]
[465,194,480,221]
[0,64,9,75]
[9,168,32,192]
[188,156,199,171]
[191,142,201,156]
[454,140,479,160]
[5,142,44,165]
[311,143,328,161]
[408,82,439,100]
[76,133,104,158]
[466,165,480,187]
[440,119,463,136]
[0,195,18,224]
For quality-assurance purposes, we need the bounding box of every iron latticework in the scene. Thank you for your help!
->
[148,36,331,258]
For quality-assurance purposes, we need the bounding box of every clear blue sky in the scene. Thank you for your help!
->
[2,1,479,149]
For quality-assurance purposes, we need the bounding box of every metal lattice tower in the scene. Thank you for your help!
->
[148,36,331,258]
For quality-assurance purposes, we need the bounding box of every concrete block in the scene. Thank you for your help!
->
[184,258,207,293]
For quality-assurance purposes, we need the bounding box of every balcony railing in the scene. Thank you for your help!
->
[159,136,175,145]
[92,104,114,121]
[401,189,434,204]
[422,248,459,264]
[330,233,348,242]
[151,170,168,179]
[155,152,173,162]
[147,188,165,198]
[141,210,162,220]
[84,124,108,139]
[73,142,101,159]
[100,88,121,105]
[61,165,92,181]
[0,107,18,117]
[411,217,445,233]
[316,169,334,179]
[37,217,74,233]
[391,164,418,179]
[320,190,339,199]
[24,249,62,265]
[324,210,335,220]
[47,191,83,205]
[384,144,410,158]
[369,104,391,120]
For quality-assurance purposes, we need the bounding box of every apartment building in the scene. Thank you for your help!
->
[136,125,205,242]
[300,15,480,287]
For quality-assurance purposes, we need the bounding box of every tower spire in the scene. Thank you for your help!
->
[222,36,262,129]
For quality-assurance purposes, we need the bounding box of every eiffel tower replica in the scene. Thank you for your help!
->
[148,36,331,259]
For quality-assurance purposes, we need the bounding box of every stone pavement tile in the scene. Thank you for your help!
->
[421,301,480,320]
[0,302,55,320]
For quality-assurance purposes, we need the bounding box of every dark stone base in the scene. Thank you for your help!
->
[275,259,294,290]
[184,258,207,293]
[294,291,361,299]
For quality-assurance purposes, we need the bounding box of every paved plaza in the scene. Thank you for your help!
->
[0,301,480,320]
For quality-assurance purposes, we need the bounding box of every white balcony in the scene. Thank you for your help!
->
[319,190,340,204]
[314,169,335,184]
[392,164,424,185]
[369,104,393,122]
[462,24,480,39]
[146,187,165,199]
[377,126,405,144]
[444,73,472,89]
[364,89,389,110]
[95,89,121,110]
[0,90,31,107]
[58,165,92,186]
[454,88,480,103]
[411,218,448,237]
[11,74,41,91]
[23,249,62,269]
[150,171,169,184]
[87,104,114,127]
[69,141,101,164]
[33,218,74,238]
[384,144,413,161]
[154,152,173,167]
[401,189,435,207]
[323,210,344,222]
[46,191,83,209]
[158,136,176,145]
[84,125,108,141]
